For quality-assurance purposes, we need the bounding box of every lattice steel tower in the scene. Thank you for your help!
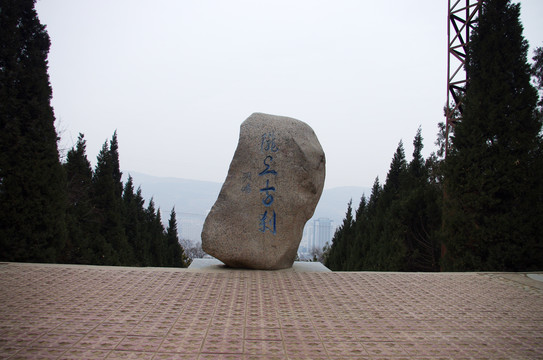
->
[445,0,482,155]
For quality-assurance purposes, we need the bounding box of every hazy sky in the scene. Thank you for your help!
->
[36,0,542,189]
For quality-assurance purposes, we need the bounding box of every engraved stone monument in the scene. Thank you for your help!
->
[201,112,326,270]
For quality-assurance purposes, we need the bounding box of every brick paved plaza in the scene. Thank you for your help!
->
[1,262,542,359]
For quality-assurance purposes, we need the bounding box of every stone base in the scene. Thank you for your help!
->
[188,258,331,272]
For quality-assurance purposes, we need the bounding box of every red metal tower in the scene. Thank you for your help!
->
[445,0,482,156]
[441,0,482,265]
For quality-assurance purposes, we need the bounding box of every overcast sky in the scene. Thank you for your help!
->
[36,0,542,189]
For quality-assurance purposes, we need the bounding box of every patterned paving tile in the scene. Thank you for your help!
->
[158,336,203,354]
[106,350,154,359]
[29,332,85,349]
[283,340,328,358]
[5,347,66,360]
[115,336,163,352]
[244,340,285,356]
[152,353,198,360]
[244,327,282,341]
[200,338,243,355]
[57,348,110,360]
[76,334,125,350]
[323,341,368,357]
[281,328,321,342]
[1,263,543,359]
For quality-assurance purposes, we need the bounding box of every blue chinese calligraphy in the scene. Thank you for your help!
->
[259,179,275,207]
[241,172,252,193]
[258,156,277,176]
[258,132,278,234]
[259,210,276,234]
[261,132,279,153]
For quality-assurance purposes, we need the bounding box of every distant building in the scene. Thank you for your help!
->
[303,217,334,252]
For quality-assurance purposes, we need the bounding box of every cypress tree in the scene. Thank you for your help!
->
[532,46,543,113]
[165,208,188,267]
[335,133,442,272]
[0,0,66,262]
[134,187,151,265]
[109,131,123,198]
[344,195,367,270]
[403,129,441,271]
[122,175,146,266]
[367,177,382,214]
[443,0,542,270]
[383,141,407,198]
[326,130,443,272]
[146,199,167,266]
[344,178,381,271]
[353,178,381,270]
[324,200,354,270]
[409,127,425,180]
[374,142,409,271]
[63,133,94,263]
[91,134,131,265]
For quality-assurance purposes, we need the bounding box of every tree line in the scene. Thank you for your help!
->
[62,132,189,267]
[326,0,543,272]
[2,0,542,271]
[0,0,188,267]
[325,130,442,271]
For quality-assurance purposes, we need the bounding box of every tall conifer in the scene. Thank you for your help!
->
[326,129,442,272]
[166,208,188,267]
[403,129,441,271]
[443,0,542,270]
[146,200,167,266]
[122,176,146,265]
[324,200,353,270]
[383,141,407,200]
[63,134,94,263]
[92,134,131,265]
[0,0,66,262]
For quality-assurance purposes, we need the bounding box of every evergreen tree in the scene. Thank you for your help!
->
[109,131,123,198]
[122,176,148,266]
[91,134,132,265]
[63,134,95,263]
[146,199,167,266]
[344,195,367,270]
[349,178,381,271]
[402,129,441,271]
[367,177,382,214]
[0,0,66,262]
[409,127,425,179]
[327,129,442,272]
[133,187,151,265]
[442,0,542,270]
[383,141,407,198]
[324,199,353,270]
[371,142,409,271]
[344,142,410,271]
[165,208,189,267]
[532,46,543,115]
[328,145,411,272]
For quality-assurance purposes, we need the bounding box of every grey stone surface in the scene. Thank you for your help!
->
[188,259,332,272]
[528,273,543,282]
[201,113,325,270]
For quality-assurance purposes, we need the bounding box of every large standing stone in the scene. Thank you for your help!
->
[201,113,326,270]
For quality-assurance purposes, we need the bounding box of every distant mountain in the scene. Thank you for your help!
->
[125,171,370,242]
[124,172,221,216]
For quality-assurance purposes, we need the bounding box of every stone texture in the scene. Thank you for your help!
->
[201,112,326,270]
